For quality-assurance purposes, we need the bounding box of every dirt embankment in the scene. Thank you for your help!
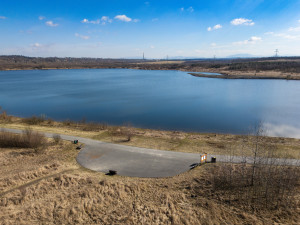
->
[189,71,300,80]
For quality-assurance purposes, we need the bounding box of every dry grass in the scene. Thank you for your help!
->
[0,107,12,123]
[0,129,45,150]
[207,163,300,210]
[22,115,46,125]
[135,60,184,65]
[0,124,299,224]
[1,116,300,159]
[0,143,299,224]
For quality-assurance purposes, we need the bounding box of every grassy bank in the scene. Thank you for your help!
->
[1,113,299,159]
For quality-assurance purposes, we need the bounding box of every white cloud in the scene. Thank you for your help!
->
[207,24,222,31]
[0,16,6,19]
[32,43,42,48]
[152,18,159,22]
[30,43,53,52]
[275,33,299,40]
[214,24,222,29]
[19,29,33,34]
[82,18,100,24]
[234,36,262,45]
[82,17,112,25]
[180,7,194,12]
[266,22,300,40]
[288,26,300,32]
[150,45,155,49]
[101,16,112,23]
[265,30,300,40]
[264,31,274,35]
[211,43,217,47]
[45,21,58,27]
[249,36,261,41]
[115,15,132,22]
[75,33,90,40]
[231,18,255,26]
[133,19,140,23]
[39,16,45,20]
[195,49,205,54]
[187,7,194,13]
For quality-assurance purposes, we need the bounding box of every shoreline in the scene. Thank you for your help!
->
[1,66,300,80]
[1,115,300,159]
[189,72,300,80]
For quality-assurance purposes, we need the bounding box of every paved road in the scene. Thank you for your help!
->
[1,128,299,178]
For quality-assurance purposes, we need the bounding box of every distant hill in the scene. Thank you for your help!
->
[226,54,259,59]
[1,55,300,74]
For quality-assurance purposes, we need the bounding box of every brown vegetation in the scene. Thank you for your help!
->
[0,129,45,150]
[0,107,12,123]
[107,124,134,142]
[0,118,299,224]
[1,55,300,79]
[202,124,300,213]
[1,113,300,159]
[0,137,299,224]
[52,134,61,144]
[208,163,300,211]
[22,115,46,125]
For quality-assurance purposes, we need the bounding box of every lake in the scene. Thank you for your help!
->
[0,69,300,138]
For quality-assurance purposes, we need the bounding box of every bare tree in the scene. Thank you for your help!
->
[206,122,300,211]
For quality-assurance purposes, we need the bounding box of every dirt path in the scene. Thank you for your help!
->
[0,169,74,197]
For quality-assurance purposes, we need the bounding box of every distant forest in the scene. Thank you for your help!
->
[1,55,300,73]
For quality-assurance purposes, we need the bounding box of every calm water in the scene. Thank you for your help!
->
[1,69,300,138]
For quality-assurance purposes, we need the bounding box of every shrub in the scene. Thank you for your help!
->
[23,128,46,149]
[47,118,54,125]
[22,115,46,125]
[120,125,134,142]
[107,126,120,136]
[53,134,62,144]
[62,119,73,126]
[107,124,134,142]
[0,107,12,122]
[0,129,45,150]
[82,122,108,131]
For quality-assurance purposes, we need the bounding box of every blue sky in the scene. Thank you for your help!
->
[1,0,300,58]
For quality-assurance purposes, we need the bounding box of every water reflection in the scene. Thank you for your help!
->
[264,123,300,139]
